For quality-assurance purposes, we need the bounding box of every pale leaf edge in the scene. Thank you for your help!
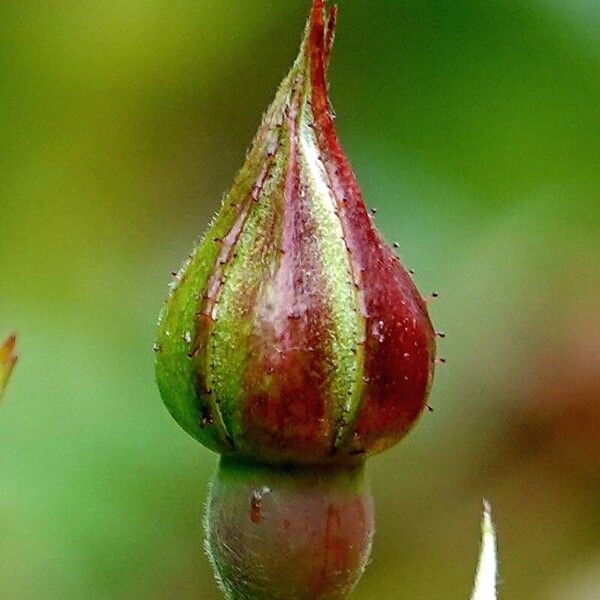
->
[470,500,498,600]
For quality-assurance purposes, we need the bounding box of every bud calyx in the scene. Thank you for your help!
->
[155,1,436,465]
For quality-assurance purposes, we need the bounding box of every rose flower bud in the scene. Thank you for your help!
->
[155,1,436,466]
[156,3,440,596]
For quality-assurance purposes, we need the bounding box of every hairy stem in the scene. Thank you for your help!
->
[205,457,374,600]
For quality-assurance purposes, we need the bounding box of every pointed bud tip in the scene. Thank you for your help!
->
[0,335,18,398]
[0,335,17,363]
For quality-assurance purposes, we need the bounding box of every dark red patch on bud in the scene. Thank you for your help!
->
[303,0,436,455]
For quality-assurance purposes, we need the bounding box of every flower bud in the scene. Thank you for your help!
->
[205,458,374,600]
[0,335,17,399]
[155,0,436,464]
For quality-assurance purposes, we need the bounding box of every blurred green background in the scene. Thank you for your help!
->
[1,1,599,598]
